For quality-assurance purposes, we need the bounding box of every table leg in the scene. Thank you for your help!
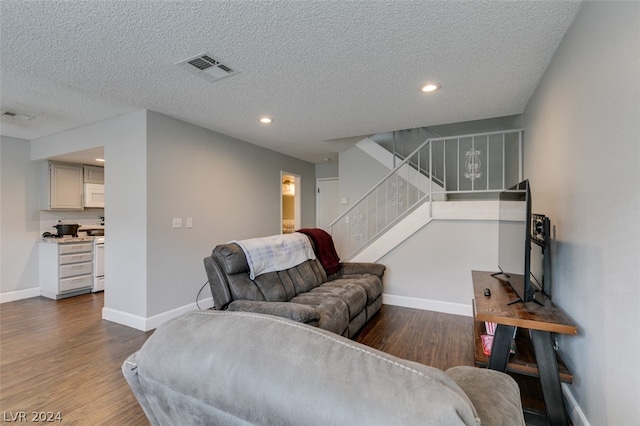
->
[487,324,516,371]
[530,329,568,426]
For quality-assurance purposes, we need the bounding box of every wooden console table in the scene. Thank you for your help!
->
[472,270,577,426]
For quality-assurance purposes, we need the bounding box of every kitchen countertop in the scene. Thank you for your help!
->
[40,236,97,244]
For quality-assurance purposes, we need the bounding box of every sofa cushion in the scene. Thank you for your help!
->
[248,260,326,302]
[307,282,367,321]
[227,300,320,324]
[214,243,250,275]
[321,274,382,305]
[289,293,350,335]
[226,273,267,302]
[284,260,325,295]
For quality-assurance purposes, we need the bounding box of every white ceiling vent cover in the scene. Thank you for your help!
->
[1,110,35,121]
[176,52,239,83]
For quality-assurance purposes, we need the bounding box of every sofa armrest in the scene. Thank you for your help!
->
[204,255,234,310]
[227,300,320,324]
[446,366,525,426]
[122,352,161,426]
[341,262,386,278]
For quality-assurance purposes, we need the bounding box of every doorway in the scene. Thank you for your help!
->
[281,172,301,233]
[316,178,340,231]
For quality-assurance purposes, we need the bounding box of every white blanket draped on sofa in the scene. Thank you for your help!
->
[232,233,316,279]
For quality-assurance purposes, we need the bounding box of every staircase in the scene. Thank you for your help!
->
[328,128,523,261]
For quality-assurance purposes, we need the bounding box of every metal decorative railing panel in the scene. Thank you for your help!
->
[329,129,523,260]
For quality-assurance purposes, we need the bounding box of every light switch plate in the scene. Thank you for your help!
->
[186,217,193,228]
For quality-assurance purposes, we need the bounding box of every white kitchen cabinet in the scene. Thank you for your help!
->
[40,241,94,299]
[84,183,105,208]
[39,162,84,210]
[83,165,104,184]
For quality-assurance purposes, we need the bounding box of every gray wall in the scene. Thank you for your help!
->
[429,115,521,136]
[0,136,39,295]
[145,111,316,316]
[31,110,149,318]
[338,144,389,213]
[381,219,497,308]
[315,161,339,179]
[521,2,640,425]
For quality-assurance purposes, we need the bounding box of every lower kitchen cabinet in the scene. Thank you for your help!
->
[40,241,94,299]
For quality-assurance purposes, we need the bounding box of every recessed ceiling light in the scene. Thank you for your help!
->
[420,83,441,93]
[96,158,105,162]
[259,117,274,124]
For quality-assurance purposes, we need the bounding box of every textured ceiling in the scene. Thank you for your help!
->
[0,1,582,164]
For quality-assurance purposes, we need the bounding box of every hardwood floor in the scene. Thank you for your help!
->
[0,293,152,425]
[355,304,475,370]
[1,294,543,424]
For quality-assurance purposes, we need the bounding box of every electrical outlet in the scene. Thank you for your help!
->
[172,218,182,229]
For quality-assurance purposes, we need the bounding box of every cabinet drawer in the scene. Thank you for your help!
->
[60,252,93,265]
[59,243,93,255]
[60,262,93,278]
[59,275,93,293]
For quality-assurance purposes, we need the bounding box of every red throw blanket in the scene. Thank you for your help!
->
[297,228,341,275]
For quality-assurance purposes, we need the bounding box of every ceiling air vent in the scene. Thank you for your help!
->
[176,52,239,83]
[1,110,34,121]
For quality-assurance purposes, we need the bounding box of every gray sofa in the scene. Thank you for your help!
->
[123,311,525,426]
[203,237,385,338]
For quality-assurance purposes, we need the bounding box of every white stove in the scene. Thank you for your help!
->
[93,236,105,292]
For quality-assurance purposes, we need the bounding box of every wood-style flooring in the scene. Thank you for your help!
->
[0,293,152,425]
[355,303,475,370]
[1,293,543,425]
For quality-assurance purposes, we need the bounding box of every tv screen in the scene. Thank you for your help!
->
[496,180,533,303]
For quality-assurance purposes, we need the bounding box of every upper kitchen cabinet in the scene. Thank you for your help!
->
[39,162,84,210]
[83,165,105,208]
[83,165,104,184]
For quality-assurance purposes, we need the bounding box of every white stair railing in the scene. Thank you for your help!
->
[328,129,523,260]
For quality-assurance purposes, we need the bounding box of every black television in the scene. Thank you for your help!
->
[494,180,545,305]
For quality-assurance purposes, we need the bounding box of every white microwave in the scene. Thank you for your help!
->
[84,183,105,208]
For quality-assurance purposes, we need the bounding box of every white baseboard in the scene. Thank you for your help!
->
[382,293,473,317]
[102,297,214,331]
[562,383,590,426]
[102,307,148,330]
[145,297,214,331]
[0,287,41,304]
